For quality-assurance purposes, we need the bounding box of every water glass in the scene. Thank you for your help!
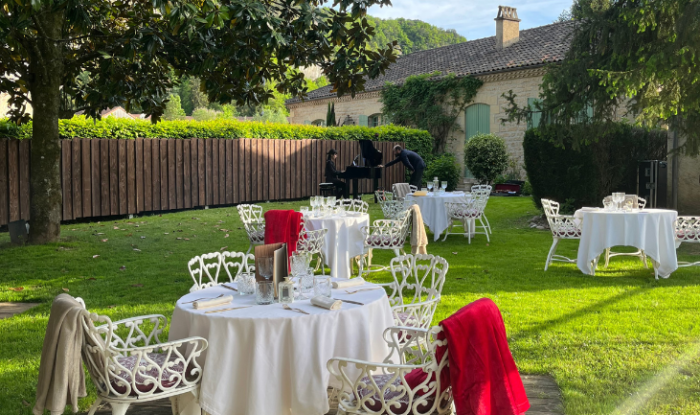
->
[441,181,447,191]
[300,206,309,216]
[237,272,256,295]
[314,275,332,297]
[298,267,315,299]
[255,281,274,305]
[427,182,434,192]
[291,252,311,276]
[258,257,274,281]
[337,204,345,216]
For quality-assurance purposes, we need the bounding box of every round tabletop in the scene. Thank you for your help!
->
[304,212,370,279]
[406,192,471,241]
[168,280,393,415]
[574,208,678,277]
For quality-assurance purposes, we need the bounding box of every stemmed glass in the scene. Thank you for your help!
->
[441,181,447,192]
[612,192,624,211]
[310,196,319,216]
[427,182,434,193]
[258,257,274,281]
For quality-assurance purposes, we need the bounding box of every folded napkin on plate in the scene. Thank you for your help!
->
[332,278,366,289]
[193,295,233,309]
[311,296,342,310]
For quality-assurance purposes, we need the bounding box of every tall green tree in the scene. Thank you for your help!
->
[163,95,186,120]
[0,0,398,244]
[504,0,700,155]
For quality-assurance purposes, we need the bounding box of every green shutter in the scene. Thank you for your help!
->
[464,104,491,178]
[358,115,368,126]
[528,98,542,129]
[304,120,311,125]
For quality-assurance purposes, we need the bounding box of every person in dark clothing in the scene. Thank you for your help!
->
[379,145,426,188]
[325,149,346,198]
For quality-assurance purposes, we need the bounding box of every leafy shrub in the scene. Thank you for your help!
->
[524,123,667,210]
[424,153,461,191]
[521,181,533,196]
[191,107,221,121]
[0,117,434,156]
[464,133,509,184]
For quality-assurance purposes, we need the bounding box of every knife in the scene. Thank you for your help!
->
[334,298,364,306]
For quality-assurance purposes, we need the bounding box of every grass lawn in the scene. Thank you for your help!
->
[1,196,699,415]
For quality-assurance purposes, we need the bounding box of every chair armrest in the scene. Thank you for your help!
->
[372,219,400,227]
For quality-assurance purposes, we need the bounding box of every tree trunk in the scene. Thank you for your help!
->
[28,10,65,244]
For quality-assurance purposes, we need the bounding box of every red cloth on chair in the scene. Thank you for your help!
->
[405,298,529,415]
[263,210,303,257]
[442,298,529,415]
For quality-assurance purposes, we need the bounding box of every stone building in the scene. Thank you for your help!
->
[287,6,575,180]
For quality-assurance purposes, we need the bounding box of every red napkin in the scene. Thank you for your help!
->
[263,210,303,258]
[406,298,529,415]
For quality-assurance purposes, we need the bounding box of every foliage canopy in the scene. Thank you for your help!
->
[503,0,700,155]
[463,133,509,184]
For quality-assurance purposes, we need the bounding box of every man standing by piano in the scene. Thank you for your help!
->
[325,149,346,198]
[379,145,426,188]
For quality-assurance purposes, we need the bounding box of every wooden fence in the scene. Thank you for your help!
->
[0,138,405,226]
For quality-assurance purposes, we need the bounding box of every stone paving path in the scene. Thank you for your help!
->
[84,375,563,415]
[0,302,40,319]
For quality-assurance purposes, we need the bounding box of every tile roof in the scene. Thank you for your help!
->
[287,20,576,104]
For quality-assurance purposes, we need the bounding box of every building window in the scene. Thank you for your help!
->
[465,103,491,178]
[311,119,325,126]
[368,113,382,127]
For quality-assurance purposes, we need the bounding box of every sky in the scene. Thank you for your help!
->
[368,0,574,41]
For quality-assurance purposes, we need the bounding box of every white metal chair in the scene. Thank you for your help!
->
[187,252,224,292]
[79,299,208,415]
[470,184,492,234]
[327,325,452,415]
[386,254,448,335]
[221,251,256,283]
[236,204,266,254]
[376,192,406,220]
[542,198,582,271]
[337,198,369,214]
[676,216,700,268]
[375,190,394,201]
[358,209,412,277]
[297,227,328,274]
[443,194,489,244]
[602,195,648,268]
[391,183,417,201]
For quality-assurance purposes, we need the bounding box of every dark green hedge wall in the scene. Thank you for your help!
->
[0,117,434,158]
[524,123,668,210]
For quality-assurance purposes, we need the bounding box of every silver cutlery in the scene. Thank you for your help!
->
[282,304,311,315]
[221,284,238,292]
[204,306,251,314]
[182,294,224,305]
[345,288,382,295]
[333,298,364,306]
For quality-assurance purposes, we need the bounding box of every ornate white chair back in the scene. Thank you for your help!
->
[298,228,327,253]
[337,198,369,213]
[221,251,255,283]
[188,252,223,292]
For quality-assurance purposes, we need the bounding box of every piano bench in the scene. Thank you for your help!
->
[319,183,336,197]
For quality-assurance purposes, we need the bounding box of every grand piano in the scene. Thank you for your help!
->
[338,140,383,200]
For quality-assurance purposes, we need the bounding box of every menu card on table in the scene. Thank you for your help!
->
[254,243,288,297]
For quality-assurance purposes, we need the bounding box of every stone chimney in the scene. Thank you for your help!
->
[495,6,520,49]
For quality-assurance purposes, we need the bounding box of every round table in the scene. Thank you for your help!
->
[574,208,678,278]
[304,212,369,279]
[406,192,472,241]
[168,281,394,415]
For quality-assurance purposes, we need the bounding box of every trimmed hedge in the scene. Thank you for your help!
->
[524,123,667,210]
[424,153,461,191]
[0,117,433,158]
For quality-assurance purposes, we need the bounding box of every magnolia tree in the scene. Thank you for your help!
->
[0,0,397,244]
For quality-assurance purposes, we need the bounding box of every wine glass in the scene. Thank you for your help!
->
[427,182,434,193]
[612,193,624,211]
[441,181,447,192]
[258,257,274,281]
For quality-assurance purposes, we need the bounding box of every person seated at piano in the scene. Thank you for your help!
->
[325,149,346,198]
[378,145,426,188]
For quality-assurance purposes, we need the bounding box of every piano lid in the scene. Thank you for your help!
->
[358,140,383,168]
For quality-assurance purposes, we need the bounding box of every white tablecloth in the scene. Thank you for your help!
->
[169,281,393,415]
[304,213,369,279]
[405,192,471,241]
[575,208,679,277]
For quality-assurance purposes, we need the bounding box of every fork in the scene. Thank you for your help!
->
[282,304,310,315]
[345,288,382,295]
[204,306,251,314]
[182,293,224,305]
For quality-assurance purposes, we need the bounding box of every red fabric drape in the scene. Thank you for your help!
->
[263,210,303,258]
